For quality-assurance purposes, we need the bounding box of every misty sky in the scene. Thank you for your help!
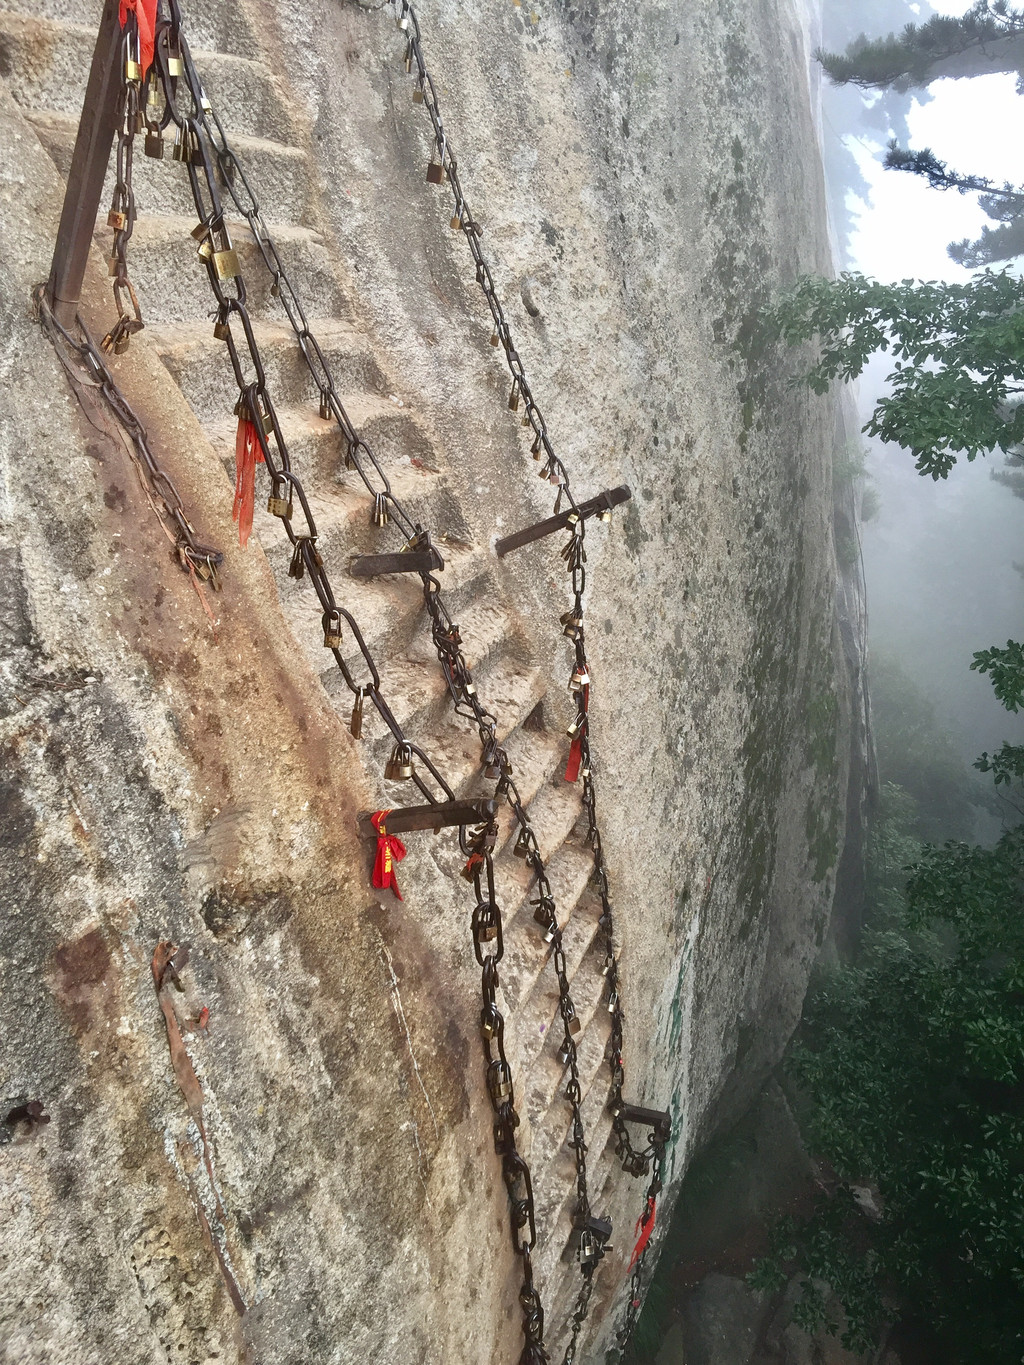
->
[824,0,1024,824]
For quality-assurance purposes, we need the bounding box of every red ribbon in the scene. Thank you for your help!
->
[371,810,407,900]
[232,416,265,548]
[118,0,159,78]
[564,683,590,783]
[628,1196,657,1270]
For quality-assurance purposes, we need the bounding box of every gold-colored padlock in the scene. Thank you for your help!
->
[171,129,190,162]
[212,249,240,281]
[213,318,230,341]
[426,160,445,184]
[569,666,590,692]
[107,253,119,277]
[372,492,389,528]
[196,239,214,263]
[489,330,500,347]
[167,51,184,77]
[114,332,131,355]
[508,380,520,412]
[413,82,424,104]
[107,209,127,231]
[599,506,612,523]
[384,743,414,781]
[323,612,343,650]
[125,58,142,82]
[450,214,461,231]
[319,394,332,421]
[266,489,292,519]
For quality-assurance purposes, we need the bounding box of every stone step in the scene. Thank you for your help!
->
[148,318,388,420]
[96,213,347,323]
[0,15,294,141]
[0,0,264,61]
[206,402,446,500]
[26,109,313,226]
[531,1115,618,1308]
[525,972,612,1179]
[496,843,597,1011]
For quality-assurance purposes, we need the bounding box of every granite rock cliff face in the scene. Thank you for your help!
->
[0,0,861,1360]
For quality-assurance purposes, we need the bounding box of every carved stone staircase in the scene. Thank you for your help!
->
[0,0,623,1340]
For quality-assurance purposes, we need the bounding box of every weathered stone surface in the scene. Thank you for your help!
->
[0,0,865,1360]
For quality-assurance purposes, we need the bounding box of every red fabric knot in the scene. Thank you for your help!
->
[118,0,158,77]
[232,415,265,547]
[371,810,407,900]
[628,1195,657,1270]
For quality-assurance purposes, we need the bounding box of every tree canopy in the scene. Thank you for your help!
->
[816,1,1024,91]
[751,649,1024,1361]
[771,269,1024,478]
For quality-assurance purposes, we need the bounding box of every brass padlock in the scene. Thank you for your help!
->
[599,506,612,522]
[266,488,292,519]
[144,130,164,158]
[349,689,364,740]
[372,492,389,528]
[426,159,445,184]
[107,253,119,277]
[413,81,424,104]
[167,44,184,77]
[107,209,127,231]
[489,330,500,347]
[450,213,461,231]
[213,318,230,341]
[319,394,332,421]
[323,611,343,650]
[384,743,414,781]
[567,715,582,738]
[171,129,190,162]
[531,434,544,461]
[125,58,142,82]
[569,666,590,692]
[508,379,520,412]
[196,239,214,263]
[212,249,240,281]
[568,1012,582,1036]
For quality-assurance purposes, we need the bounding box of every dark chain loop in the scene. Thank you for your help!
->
[101,19,145,355]
[147,2,602,1343]
[384,2,674,1351]
[152,6,568,1356]
[36,284,222,585]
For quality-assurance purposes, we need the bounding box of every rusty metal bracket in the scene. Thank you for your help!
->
[348,549,444,578]
[47,0,124,326]
[357,799,497,838]
[494,485,632,558]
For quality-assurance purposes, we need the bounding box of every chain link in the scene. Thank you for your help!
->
[101,20,146,355]
[384,2,674,1351]
[35,284,222,585]
[151,6,582,1355]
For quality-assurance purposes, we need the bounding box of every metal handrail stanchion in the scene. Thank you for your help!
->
[46,0,123,326]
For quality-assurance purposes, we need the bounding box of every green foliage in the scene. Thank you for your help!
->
[975,740,1024,786]
[816,1,1024,90]
[757,825,1024,1361]
[949,218,1024,268]
[885,141,1024,210]
[771,270,1024,478]
[971,639,1024,712]
[751,642,1024,1361]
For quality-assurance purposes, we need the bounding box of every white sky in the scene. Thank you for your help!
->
[840,4,1024,775]
[845,4,1024,282]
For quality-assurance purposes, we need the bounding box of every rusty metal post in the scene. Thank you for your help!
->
[46,0,123,326]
